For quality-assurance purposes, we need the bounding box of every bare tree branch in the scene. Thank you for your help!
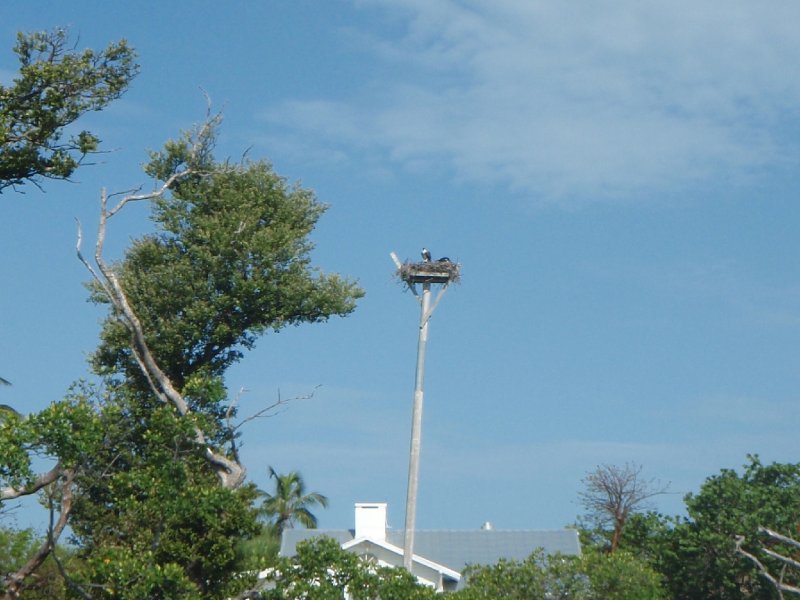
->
[222,386,319,463]
[579,462,669,552]
[232,386,320,432]
[46,473,92,600]
[762,547,800,572]
[760,527,800,551]
[735,531,800,598]
[0,464,63,501]
[1,470,75,600]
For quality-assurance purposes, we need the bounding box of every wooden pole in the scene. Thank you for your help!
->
[403,281,431,570]
[390,251,459,572]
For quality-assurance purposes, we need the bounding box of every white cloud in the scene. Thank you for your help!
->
[261,1,800,203]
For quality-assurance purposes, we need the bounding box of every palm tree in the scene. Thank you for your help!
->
[258,467,329,536]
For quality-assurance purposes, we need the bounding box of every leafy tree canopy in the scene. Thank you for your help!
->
[63,121,362,597]
[2,115,362,598]
[0,28,138,192]
[90,122,363,404]
[259,537,437,600]
[455,547,665,600]
[0,527,71,598]
[657,455,800,600]
[590,457,800,600]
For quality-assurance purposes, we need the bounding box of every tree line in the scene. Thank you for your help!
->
[251,457,800,599]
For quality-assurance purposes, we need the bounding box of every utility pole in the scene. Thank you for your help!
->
[390,250,459,572]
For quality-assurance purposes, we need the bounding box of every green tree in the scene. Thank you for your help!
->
[67,120,360,598]
[0,29,137,192]
[234,527,283,572]
[0,391,102,598]
[0,527,72,599]
[259,537,437,600]
[1,27,136,585]
[612,510,681,585]
[1,116,362,598]
[580,548,666,600]
[664,456,800,600]
[455,550,587,599]
[67,393,264,599]
[454,547,665,600]
[89,116,361,412]
[258,467,329,536]
[627,456,800,600]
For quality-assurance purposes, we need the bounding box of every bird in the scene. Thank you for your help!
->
[437,257,451,263]
[421,247,432,262]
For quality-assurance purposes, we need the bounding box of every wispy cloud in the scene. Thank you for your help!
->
[260,1,800,203]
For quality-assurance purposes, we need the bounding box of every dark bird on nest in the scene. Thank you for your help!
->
[421,247,432,262]
[437,257,451,263]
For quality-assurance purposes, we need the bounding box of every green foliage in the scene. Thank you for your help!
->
[456,551,586,599]
[616,511,678,561]
[260,537,437,599]
[90,124,363,408]
[574,458,800,598]
[0,526,39,572]
[455,547,665,600]
[66,392,263,599]
[585,457,800,600]
[1,29,359,595]
[62,123,360,598]
[2,116,361,596]
[0,409,34,487]
[81,549,198,600]
[0,385,260,598]
[0,527,72,598]
[235,527,282,572]
[654,455,800,600]
[0,389,102,495]
[0,28,138,191]
[258,467,329,535]
[580,549,666,600]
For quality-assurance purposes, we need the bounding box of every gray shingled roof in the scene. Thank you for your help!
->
[280,528,580,573]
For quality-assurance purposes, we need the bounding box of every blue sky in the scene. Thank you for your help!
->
[2,1,800,533]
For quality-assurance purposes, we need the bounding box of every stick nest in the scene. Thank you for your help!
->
[397,259,461,285]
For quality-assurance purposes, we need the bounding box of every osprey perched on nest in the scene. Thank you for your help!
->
[421,247,432,262]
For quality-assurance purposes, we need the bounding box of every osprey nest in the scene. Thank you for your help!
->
[397,259,461,285]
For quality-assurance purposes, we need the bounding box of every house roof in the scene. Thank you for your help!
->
[280,528,580,573]
[341,537,462,582]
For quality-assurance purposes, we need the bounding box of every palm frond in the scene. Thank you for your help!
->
[258,466,328,535]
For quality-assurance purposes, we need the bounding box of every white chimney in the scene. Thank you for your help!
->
[354,502,387,541]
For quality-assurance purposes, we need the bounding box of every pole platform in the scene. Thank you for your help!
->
[389,250,460,572]
[397,261,461,286]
